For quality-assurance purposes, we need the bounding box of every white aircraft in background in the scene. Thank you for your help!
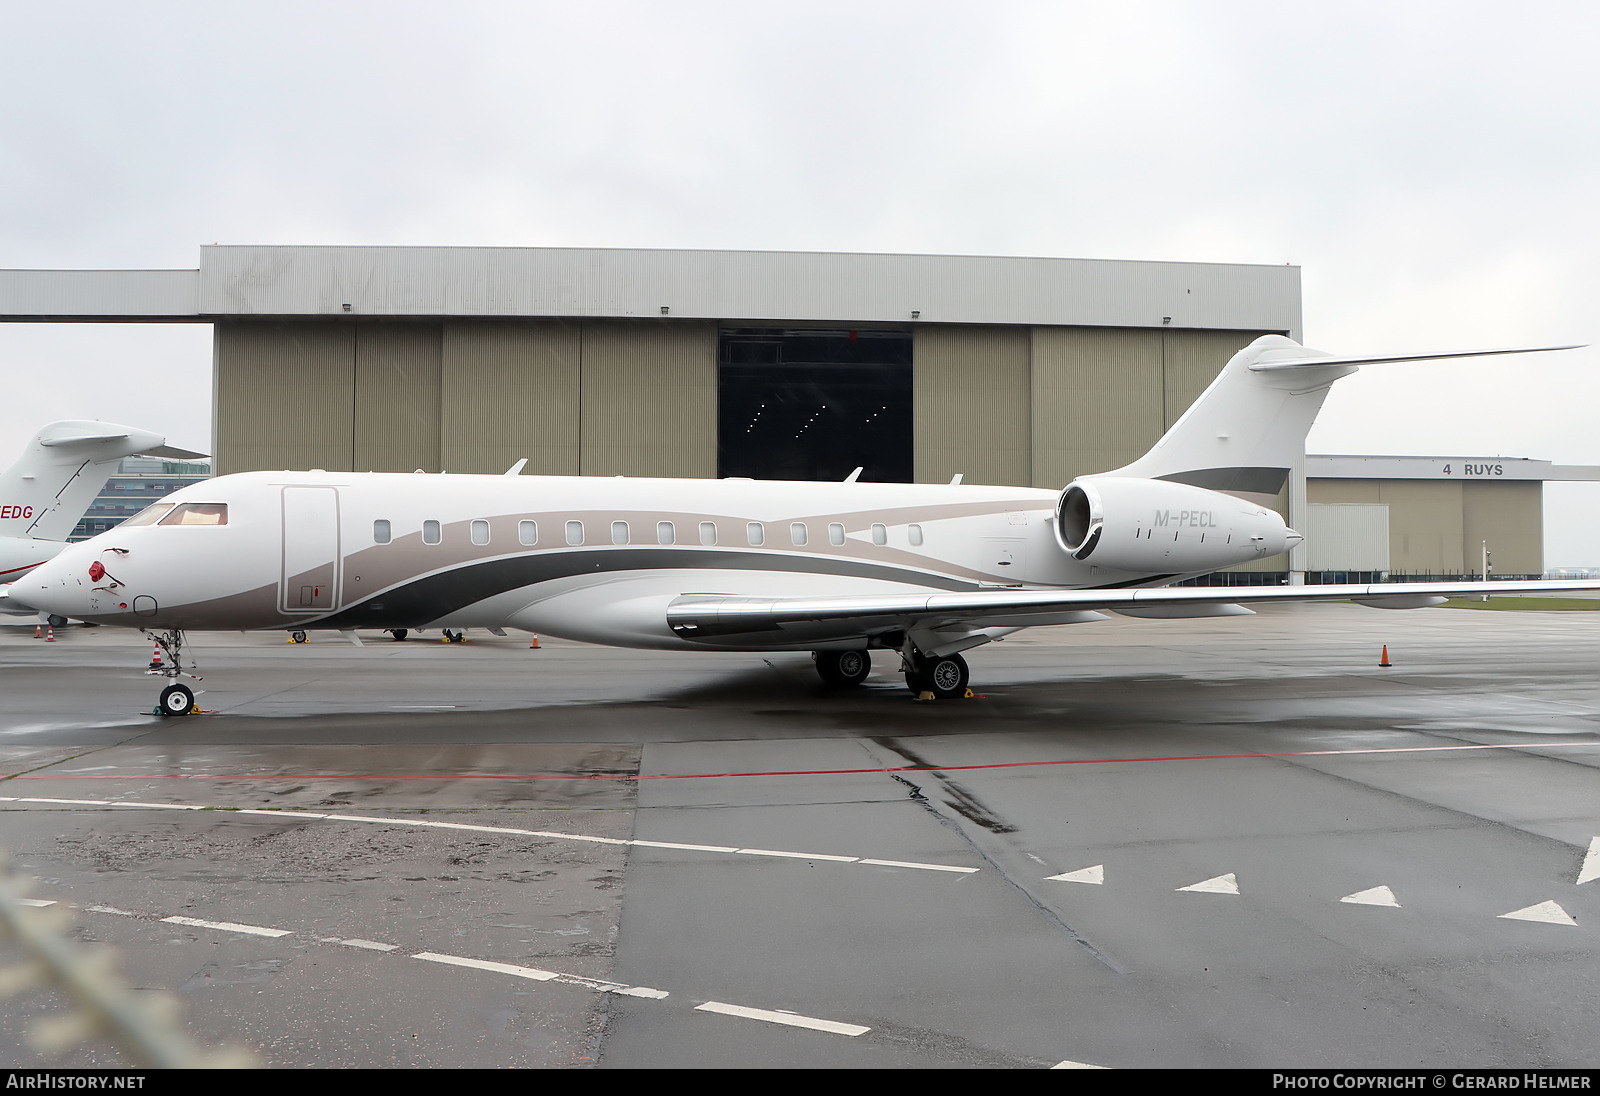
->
[9,336,1599,716]
[0,421,171,609]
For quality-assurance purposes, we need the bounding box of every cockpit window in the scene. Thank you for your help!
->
[120,502,176,528]
[158,503,229,526]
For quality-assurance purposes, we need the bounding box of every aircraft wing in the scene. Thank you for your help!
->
[667,578,1600,644]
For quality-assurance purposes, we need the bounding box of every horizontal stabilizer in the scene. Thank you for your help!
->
[38,432,131,448]
[143,443,210,460]
[1249,344,1583,372]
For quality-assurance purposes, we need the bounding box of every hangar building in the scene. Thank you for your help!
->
[3,245,1585,581]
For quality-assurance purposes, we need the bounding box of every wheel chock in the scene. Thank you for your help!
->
[916,690,936,702]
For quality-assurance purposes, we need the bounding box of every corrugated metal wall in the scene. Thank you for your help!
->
[441,320,580,475]
[1305,504,1390,571]
[215,321,355,474]
[577,320,717,478]
[1030,327,1165,489]
[912,325,1030,486]
[1308,479,1543,575]
[354,322,442,473]
[1462,481,1543,576]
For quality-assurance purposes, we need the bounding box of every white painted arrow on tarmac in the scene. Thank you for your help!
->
[1499,900,1577,926]
[1177,872,1238,895]
[1577,837,1600,886]
[1046,864,1104,885]
[1340,885,1400,908]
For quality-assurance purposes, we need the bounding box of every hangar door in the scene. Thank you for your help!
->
[717,328,912,482]
[280,486,341,614]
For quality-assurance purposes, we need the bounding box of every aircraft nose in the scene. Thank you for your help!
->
[10,554,86,618]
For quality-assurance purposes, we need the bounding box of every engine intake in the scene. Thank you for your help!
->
[1053,476,1298,573]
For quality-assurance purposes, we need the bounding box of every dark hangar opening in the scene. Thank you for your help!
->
[717,328,913,482]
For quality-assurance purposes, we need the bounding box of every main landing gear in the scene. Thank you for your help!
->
[144,629,201,717]
[810,647,972,699]
[814,648,872,687]
[902,651,970,700]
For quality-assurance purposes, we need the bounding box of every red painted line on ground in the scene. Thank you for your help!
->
[6,740,1595,784]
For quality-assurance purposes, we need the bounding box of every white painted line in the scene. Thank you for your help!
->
[162,915,292,938]
[695,1001,869,1037]
[1499,900,1577,926]
[736,848,858,863]
[1047,864,1104,885]
[6,798,974,874]
[1340,885,1401,908]
[858,858,981,874]
[18,898,55,907]
[630,840,741,853]
[338,938,398,952]
[412,952,559,981]
[1052,1060,1108,1069]
[1577,836,1600,886]
[547,972,669,999]
[238,809,331,820]
[1177,872,1239,895]
[83,905,139,917]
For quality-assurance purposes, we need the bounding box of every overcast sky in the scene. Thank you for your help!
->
[3,1,1598,563]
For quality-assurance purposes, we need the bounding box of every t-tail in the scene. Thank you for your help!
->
[1051,335,1581,569]
[1103,334,1583,506]
[0,421,167,542]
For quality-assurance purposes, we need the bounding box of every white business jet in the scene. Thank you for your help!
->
[9,336,1598,716]
[0,420,169,598]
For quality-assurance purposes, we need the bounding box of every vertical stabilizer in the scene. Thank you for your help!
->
[1103,336,1357,505]
[0,421,167,541]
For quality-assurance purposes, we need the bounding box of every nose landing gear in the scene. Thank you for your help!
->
[143,629,201,716]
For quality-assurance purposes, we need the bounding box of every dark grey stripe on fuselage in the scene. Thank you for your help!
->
[1157,467,1290,496]
[313,546,985,629]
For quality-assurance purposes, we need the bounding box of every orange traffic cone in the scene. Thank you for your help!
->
[529,634,540,649]
[44,625,54,642]
[33,623,41,639]
[1379,645,1391,667]
[149,645,163,669]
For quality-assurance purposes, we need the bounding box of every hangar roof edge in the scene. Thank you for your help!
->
[1,246,1301,334]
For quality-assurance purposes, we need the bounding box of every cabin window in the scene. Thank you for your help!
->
[518,520,537,546]
[566,520,584,546]
[612,520,630,545]
[657,521,675,545]
[699,521,717,546]
[871,523,887,546]
[159,503,228,526]
[908,523,923,547]
[829,522,845,546]
[422,519,441,545]
[471,520,490,546]
[373,519,391,544]
[790,522,808,546]
[747,522,765,546]
[122,503,175,528]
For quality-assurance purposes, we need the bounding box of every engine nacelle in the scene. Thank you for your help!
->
[1054,477,1299,573]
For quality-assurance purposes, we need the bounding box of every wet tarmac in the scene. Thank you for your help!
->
[1,602,1598,1068]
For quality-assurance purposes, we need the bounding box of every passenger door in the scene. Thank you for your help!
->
[279,486,341,614]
